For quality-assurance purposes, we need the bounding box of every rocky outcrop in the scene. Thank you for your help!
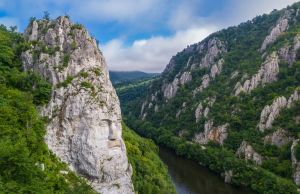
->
[258,89,300,132]
[194,97,216,123]
[193,59,224,96]
[179,71,192,85]
[198,38,226,69]
[257,96,287,132]
[279,35,300,65]
[234,52,279,96]
[194,120,228,145]
[291,139,300,186]
[22,17,134,194]
[162,78,179,99]
[236,141,263,165]
[260,10,293,51]
[288,89,300,108]
[264,128,293,147]
[195,103,204,123]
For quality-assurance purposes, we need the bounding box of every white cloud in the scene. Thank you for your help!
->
[101,27,216,72]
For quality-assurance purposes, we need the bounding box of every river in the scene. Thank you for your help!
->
[159,147,255,194]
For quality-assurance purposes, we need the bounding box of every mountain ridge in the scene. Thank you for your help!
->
[121,2,300,193]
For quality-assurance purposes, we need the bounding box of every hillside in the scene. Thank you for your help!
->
[122,2,300,194]
[109,71,159,84]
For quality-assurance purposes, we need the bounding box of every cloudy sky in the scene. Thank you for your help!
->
[0,0,298,72]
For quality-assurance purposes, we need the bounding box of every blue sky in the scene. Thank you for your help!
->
[0,0,298,72]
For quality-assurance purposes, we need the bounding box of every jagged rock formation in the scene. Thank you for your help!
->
[257,96,287,132]
[195,96,216,123]
[21,17,134,194]
[234,52,279,96]
[260,9,293,51]
[194,120,228,145]
[264,128,293,147]
[193,59,224,96]
[236,141,263,165]
[291,139,300,186]
[279,35,300,65]
[258,90,300,132]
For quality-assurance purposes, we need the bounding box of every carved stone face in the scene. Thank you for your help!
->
[100,119,122,148]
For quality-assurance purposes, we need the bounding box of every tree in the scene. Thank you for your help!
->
[43,11,50,20]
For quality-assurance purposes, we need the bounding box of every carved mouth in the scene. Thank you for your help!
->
[107,139,121,148]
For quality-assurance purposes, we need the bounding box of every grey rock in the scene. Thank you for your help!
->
[199,38,226,69]
[22,16,134,194]
[291,139,300,186]
[210,59,224,78]
[236,141,263,165]
[258,90,300,132]
[193,59,224,96]
[194,120,228,145]
[278,35,300,66]
[288,89,300,108]
[260,10,292,51]
[179,71,192,85]
[224,170,233,183]
[264,128,293,147]
[258,96,287,132]
[235,52,279,95]
[195,103,203,123]
[162,78,179,99]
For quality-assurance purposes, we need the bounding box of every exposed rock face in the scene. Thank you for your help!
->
[291,139,300,186]
[235,52,279,96]
[195,103,203,123]
[236,141,263,165]
[162,78,179,99]
[258,90,300,132]
[22,17,134,194]
[198,38,226,69]
[194,97,216,123]
[279,35,300,65]
[194,120,228,145]
[288,89,300,108]
[264,128,293,147]
[260,10,292,51]
[180,71,192,85]
[193,59,224,96]
[258,96,287,132]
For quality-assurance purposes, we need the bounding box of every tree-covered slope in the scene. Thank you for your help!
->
[122,2,300,194]
[109,71,158,84]
[122,123,176,194]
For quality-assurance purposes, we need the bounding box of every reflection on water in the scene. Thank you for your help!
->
[159,147,255,194]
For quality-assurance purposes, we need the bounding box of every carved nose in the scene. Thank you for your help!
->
[108,123,118,140]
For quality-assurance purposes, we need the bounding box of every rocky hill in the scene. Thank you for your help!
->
[22,16,134,193]
[123,2,300,193]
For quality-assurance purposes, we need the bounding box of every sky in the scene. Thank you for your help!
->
[0,0,298,72]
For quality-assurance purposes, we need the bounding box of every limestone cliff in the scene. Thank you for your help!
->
[21,16,134,194]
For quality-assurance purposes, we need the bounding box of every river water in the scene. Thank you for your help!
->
[159,147,255,194]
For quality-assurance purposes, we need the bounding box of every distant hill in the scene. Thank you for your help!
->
[109,71,159,84]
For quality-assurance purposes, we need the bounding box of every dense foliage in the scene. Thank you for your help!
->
[0,25,95,193]
[122,123,176,194]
